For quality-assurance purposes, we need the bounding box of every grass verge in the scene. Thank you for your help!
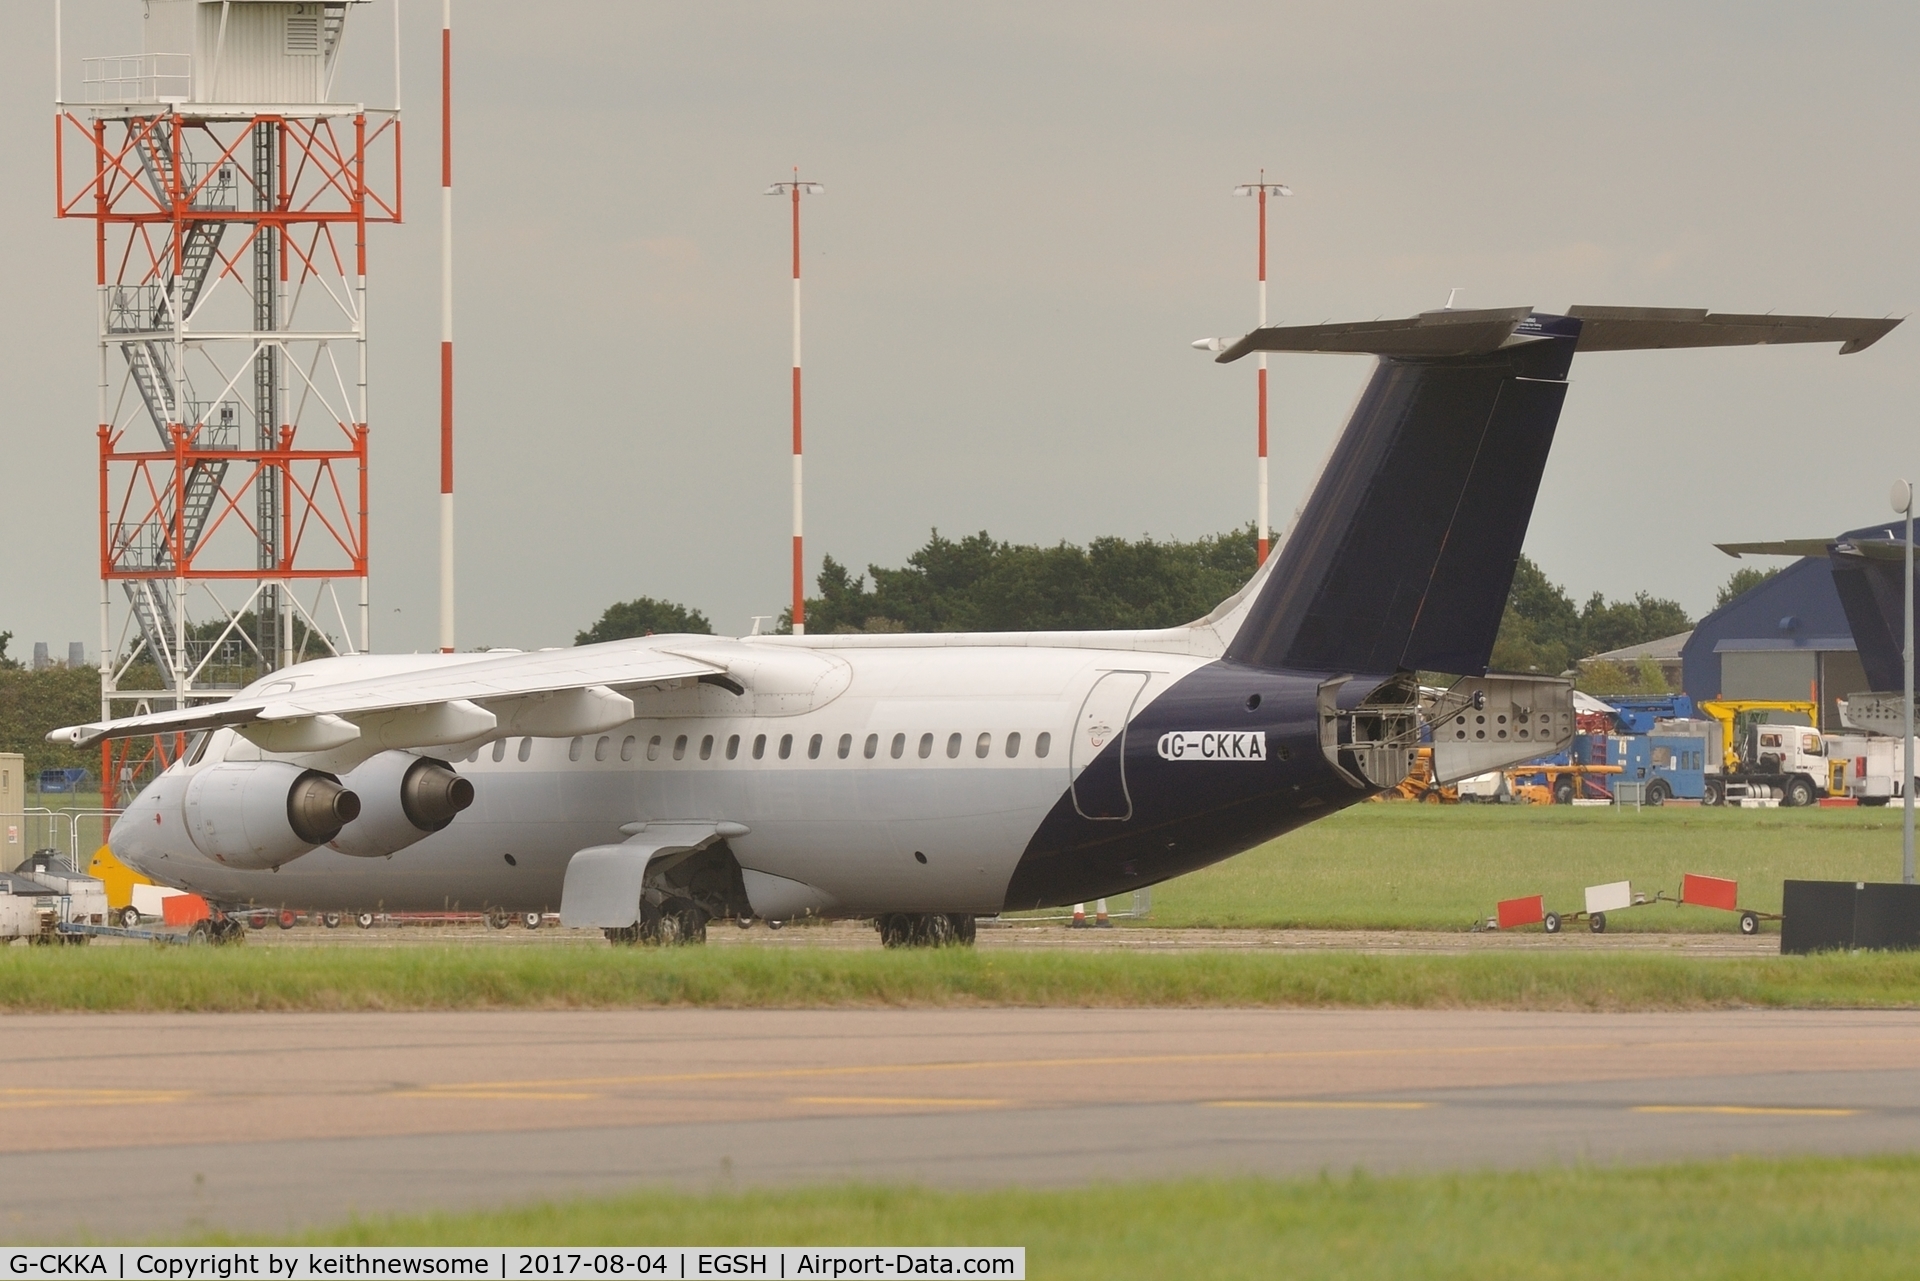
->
[1142,802,1912,930]
[193,1156,1920,1279]
[3,945,1918,1012]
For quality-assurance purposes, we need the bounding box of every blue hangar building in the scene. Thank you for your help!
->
[1682,521,1915,731]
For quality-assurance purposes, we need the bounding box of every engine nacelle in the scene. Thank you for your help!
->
[182,762,361,870]
[327,752,475,858]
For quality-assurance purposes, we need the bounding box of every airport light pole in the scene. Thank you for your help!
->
[438,0,456,653]
[1232,173,1291,564]
[1895,478,1916,884]
[766,171,824,634]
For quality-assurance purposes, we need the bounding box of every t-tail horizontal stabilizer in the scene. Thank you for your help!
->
[1211,306,1900,678]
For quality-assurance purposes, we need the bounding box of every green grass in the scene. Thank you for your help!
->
[190,1157,1920,1278]
[4,945,1919,1011]
[1142,803,1909,930]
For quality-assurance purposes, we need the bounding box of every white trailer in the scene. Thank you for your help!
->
[1845,737,1911,806]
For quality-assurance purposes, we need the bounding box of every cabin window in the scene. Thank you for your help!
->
[620,735,636,762]
[808,733,824,760]
[947,732,962,759]
[753,734,767,760]
[647,735,662,762]
[568,736,583,762]
[1652,746,1672,768]
[673,734,688,761]
[865,733,879,759]
[594,736,610,762]
[918,733,934,759]
[779,734,794,760]
[700,734,715,760]
[518,737,533,763]
[1035,731,1051,758]
[492,740,506,763]
[976,732,991,759]
[891,732,906,759]
[727,734,741,760]
[1006,732,1021,758]
[838,733,853,759]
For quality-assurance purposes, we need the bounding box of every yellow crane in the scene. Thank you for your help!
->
[1696,699,1819,773]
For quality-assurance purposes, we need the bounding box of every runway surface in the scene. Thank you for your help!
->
[3,1008,1917,1241]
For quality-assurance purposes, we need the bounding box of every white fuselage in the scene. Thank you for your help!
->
[111,638,1217,916]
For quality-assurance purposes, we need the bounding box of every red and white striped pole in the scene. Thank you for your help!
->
[766,171,823,634]
[437,0,456,652]
[1233,173,1290,565]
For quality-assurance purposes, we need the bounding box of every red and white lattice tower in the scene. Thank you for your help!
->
[55,1,400,805]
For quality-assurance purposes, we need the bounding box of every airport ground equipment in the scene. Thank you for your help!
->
[1679,873,1778,936]
[1608,727,1714,804]
[1696,700,1824,805]
[55,1,400,804]
[37,768,91,794]
[1504,761,1623,805]
[1603,694,1697,735]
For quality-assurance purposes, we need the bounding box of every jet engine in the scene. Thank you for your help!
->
[182,762,361,870]
[327,751,475,858]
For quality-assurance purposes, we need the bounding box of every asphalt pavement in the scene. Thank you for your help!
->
[3,1007,1917,1241]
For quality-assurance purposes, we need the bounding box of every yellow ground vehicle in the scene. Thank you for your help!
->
[1696,700,1819,773]
[1695,699,1825,806]
[1504,762,1623,805]
[1369,747,1461,803]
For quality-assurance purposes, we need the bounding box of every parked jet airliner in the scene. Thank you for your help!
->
[57,306,1899,944]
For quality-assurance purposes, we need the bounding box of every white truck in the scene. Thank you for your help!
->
[1841,735,1910,806]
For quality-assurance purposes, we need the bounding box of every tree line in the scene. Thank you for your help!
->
[580,530,1736,668]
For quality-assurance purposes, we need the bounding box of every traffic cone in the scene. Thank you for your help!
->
[1070,903,1088,928]
[1094,898,1112,928]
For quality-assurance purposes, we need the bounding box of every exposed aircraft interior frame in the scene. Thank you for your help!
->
[57,304,1900,943]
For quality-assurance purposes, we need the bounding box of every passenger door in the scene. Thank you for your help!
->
[1070,670,1150,820]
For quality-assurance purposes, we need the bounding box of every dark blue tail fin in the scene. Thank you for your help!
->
[1225,316,1579,676]
[1829,526,1916,692]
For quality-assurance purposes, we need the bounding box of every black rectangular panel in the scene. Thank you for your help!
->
[1780,879,1857,955]
[1854,883,1920,952]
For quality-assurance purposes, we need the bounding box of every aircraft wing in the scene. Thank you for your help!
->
[48,640,728,750]
[1214,306,1901,363]
[1714,539,1835,559]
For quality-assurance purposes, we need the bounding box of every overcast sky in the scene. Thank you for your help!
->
[3,2,1915,657]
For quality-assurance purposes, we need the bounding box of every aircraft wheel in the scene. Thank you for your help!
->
[604,924,641,946]
[356,912,375,930]
[766,918,786,930]
[523,912,543,930]
[673,906,709,945]
[948,914,978,946]
[320,912,339,929]
[187,922,211,946]
[486,908,511,930]
[1740,911,1760,936]
[118,906,141,930]
[1589,912,1607,934]
[913,913,957,947]
[877,914,914,948]
[735,916,754,930]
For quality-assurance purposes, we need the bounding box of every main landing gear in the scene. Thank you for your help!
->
[875,913,978,948]
[605,899,710,946]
